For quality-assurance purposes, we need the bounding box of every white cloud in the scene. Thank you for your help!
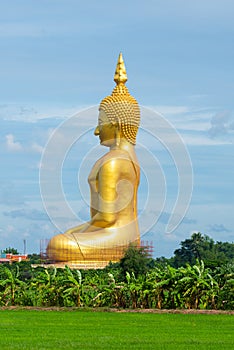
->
[144,106,234,146]
[208,111,234,140]
[5,134,23,152]
[149,105,189,115]
[0,22,78,38]
[31,143,44,154]
[0,185,25,206]
[0,103,90,122]
[179,132,232,146]
[208,223,231,233]
[0,104,38,121]
[5,135,44,154]
[4,208,48,221]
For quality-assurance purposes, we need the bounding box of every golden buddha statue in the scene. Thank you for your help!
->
[46,53,141,266]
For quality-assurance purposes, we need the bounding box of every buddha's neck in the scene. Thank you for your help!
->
[110,138,135,154]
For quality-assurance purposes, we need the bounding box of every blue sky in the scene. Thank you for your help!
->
[0,0,233,257]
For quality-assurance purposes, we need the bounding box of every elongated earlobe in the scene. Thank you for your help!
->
[115,127,121,148]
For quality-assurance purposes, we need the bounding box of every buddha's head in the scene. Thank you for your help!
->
[95,53,140,146]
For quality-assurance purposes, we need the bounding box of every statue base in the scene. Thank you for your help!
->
[32,260,112,270]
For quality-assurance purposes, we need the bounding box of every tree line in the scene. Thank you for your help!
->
[0,233,233,310]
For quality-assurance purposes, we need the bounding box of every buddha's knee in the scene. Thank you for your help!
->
[47,233,83,261]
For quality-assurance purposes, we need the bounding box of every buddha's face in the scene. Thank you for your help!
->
[94,109,117,147]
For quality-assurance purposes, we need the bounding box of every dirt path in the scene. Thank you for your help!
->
[0,306,233,314]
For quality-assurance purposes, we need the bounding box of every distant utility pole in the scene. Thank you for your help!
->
[23,239,26,255]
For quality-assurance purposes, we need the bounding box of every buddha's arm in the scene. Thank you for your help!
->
[65,223,89,235]
[78,160,120,233]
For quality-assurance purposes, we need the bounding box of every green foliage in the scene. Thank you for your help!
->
[0,265,24,305]
[0,233,233,310]
[0,259,233,310]
[172,232,234,268]
[119,243,151,278]
[28,253,41,264]
[2,247,19,255]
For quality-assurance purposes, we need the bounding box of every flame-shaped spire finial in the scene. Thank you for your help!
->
[114,52,128,85]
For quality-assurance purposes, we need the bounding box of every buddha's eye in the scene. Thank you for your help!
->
[99,121,107,126]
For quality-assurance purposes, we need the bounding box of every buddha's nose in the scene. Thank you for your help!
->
[94,126,99,136]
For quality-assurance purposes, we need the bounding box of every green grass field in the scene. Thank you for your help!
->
[0,310,233,349]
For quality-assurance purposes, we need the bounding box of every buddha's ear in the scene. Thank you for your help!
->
[115,127,121,148]
[114,117,120,129]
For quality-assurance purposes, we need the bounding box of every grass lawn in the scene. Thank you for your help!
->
[0,309,233,349]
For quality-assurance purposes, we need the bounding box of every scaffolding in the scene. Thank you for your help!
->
[40,238,154,269]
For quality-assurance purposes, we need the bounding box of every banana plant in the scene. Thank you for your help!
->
[178,260,218,309]
[59,266,83,307]
[29,267,60,306]
[0,265,25,306]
